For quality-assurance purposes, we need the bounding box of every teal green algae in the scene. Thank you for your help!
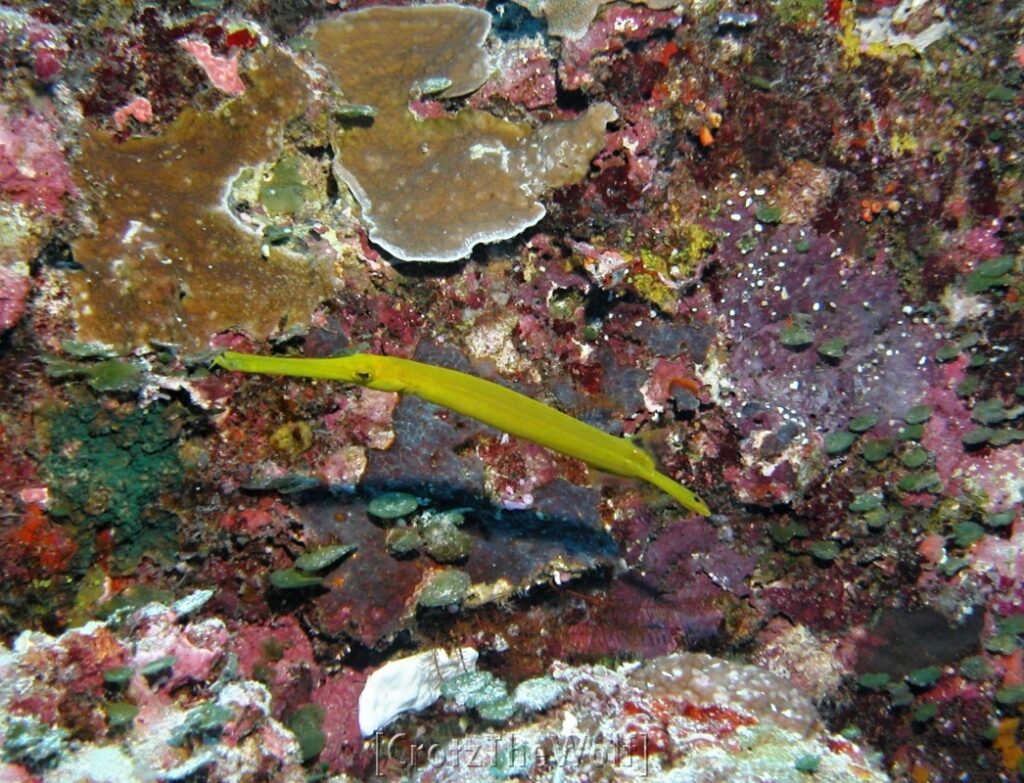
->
[41,398,186,573]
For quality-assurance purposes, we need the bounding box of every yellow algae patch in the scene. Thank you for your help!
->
[71,48,331,352]
[311,6,616,263]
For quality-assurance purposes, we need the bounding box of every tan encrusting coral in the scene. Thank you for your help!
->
[312,6,617,263]
[71,49,331,352]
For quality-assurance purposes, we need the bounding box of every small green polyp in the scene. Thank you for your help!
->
[258,155,308,215]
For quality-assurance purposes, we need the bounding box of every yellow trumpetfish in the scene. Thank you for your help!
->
[214,351,710,516]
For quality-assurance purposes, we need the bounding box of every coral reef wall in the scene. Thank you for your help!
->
[0,0,1021,781]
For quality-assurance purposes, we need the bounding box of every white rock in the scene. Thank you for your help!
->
[856,0,952,53]
[358,647,478,736]
[48,746,138,783]
[171,589,215,617]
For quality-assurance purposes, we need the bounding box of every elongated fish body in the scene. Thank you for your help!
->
[214,351,710,516]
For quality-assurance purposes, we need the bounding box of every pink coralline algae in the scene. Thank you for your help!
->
[920,379,1024,511]
[754,619,852,702]
[0,596,309,782]
[0,263,30,334]
[558,6,678,90]
[310,672,366,774]
[11,18,69,83]
[178,40,246,96]
[0,104,75,217]
[127,605,228,692]
[721,232,940,433]
[470,42,558,110]
[322,387,398,451]
[641,358,705,414]
[231,616,320,718]
[112,96,154,129]
[477,439,570,509]
[973,521,1024,611]
[547,506,753,659]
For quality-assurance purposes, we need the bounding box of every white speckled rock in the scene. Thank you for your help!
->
[413,653,890,783]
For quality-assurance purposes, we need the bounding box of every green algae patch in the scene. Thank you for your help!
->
[849,414,878,433]
[441,670,508,709]
[169,703,232,746]
[897,423,924,442]
[103,666,134,686]
[779,317,814,349]
[986,510,1015,528]
[966,256,1015,294]
[70,48,330,351]
[809,541,840,562]
[898,471,941,493]
[44,357,146,393]
[386,527,422,556]
[312,6,616,262]
[863,508,889,530]
[849,493,882,513]
[857,672,890,691]
[478,696,516,722]
[824,430,856,455]
[959,655,993,681]
[906,665,942,688]
[40,399,186,574]
[961,427,996,446]
[794,754,820,774]
[258,155,309,216]
[286,704,326,762]
[951,521,984,548]
[368,492,419,519]
[817,337,848,361]
[860,438,894,463]
[140,655,176,678]
[901,447,930,469]
[769,521,809,545]
[269,569,324,590]
[417,568,471,608]
[2,716,68,771]
[105,701,140,729]
[294,543,357,572]
[755,204,784,224]
[421,514,473,563]
[912,703,938,723]
[903,405,933,425]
